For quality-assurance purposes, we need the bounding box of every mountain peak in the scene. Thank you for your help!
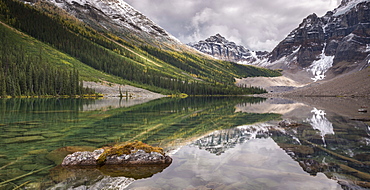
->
[189,34,267,64]
[339,0,365,7]
[205,33,228,44]
[333,0,369,16]
[46,0,181,45]
[215,33,223,38]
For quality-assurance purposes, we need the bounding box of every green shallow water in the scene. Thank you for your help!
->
[0,97,369,189]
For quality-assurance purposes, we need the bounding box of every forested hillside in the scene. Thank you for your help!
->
[0,24,96,97]
[0,0,281,96]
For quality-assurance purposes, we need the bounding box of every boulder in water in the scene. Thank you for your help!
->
[61,141,172,166]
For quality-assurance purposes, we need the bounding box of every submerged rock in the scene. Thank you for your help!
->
[46,146,96,165]
[4,136,45,143]
[61,141,172,166]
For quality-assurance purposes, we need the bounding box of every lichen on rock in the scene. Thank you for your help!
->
[61,141,172,166]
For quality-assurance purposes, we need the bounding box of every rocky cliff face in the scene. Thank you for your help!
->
[189,34,267,63]
[265,0,370,81]
[43,0,180,46]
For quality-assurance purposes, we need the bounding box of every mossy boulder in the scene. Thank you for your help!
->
[61,141,172,166]
[97,141,165,164]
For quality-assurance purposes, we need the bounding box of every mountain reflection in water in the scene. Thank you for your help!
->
[128,97,370,190]
[0,97,369,189]
[129,137,341,190]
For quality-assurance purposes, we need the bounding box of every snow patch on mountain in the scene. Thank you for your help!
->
[256,0,370,84]
[333,0,369,16]
[306,44,334,82]
[365,44,370,52]
[47,0,180,43]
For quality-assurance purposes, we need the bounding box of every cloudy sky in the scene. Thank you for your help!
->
[124,0,341,51]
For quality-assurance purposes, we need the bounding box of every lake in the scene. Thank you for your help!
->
[0,97,369,189]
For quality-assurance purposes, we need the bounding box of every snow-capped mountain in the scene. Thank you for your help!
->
[28,0,369,83]
[262,0,370,82]
[43,0,180,45]
[188,34,267,63]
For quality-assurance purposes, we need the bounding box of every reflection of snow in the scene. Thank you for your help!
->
[306,108,334,146]
[364,138,370,146]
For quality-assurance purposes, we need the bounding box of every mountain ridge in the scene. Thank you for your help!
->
[0,0,281,96]
[44,0,181,46]
[190,0,369,84]
[188,33,268,64]
[263,0,370,82]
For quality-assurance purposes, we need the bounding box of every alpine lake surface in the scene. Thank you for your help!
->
[0,96,369,190]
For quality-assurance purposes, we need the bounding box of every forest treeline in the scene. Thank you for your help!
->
[0,26,94,97]
[141,45,281,84]
[0,0,280,96]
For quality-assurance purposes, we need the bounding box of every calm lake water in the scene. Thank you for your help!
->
[0,97,369,189]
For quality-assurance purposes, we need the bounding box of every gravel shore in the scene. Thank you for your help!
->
[83,81,166,99]
[236,76,306,93]
[279,67,370,97]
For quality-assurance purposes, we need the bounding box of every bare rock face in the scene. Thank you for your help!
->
[61,142,172,166]
[270,13,325,67]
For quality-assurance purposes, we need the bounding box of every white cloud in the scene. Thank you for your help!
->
[125,0,339,51]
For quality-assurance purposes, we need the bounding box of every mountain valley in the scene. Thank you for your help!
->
[190,0,369,96]
[0,0,281,97]
[0,1,370,189]
[0,0,369,97]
